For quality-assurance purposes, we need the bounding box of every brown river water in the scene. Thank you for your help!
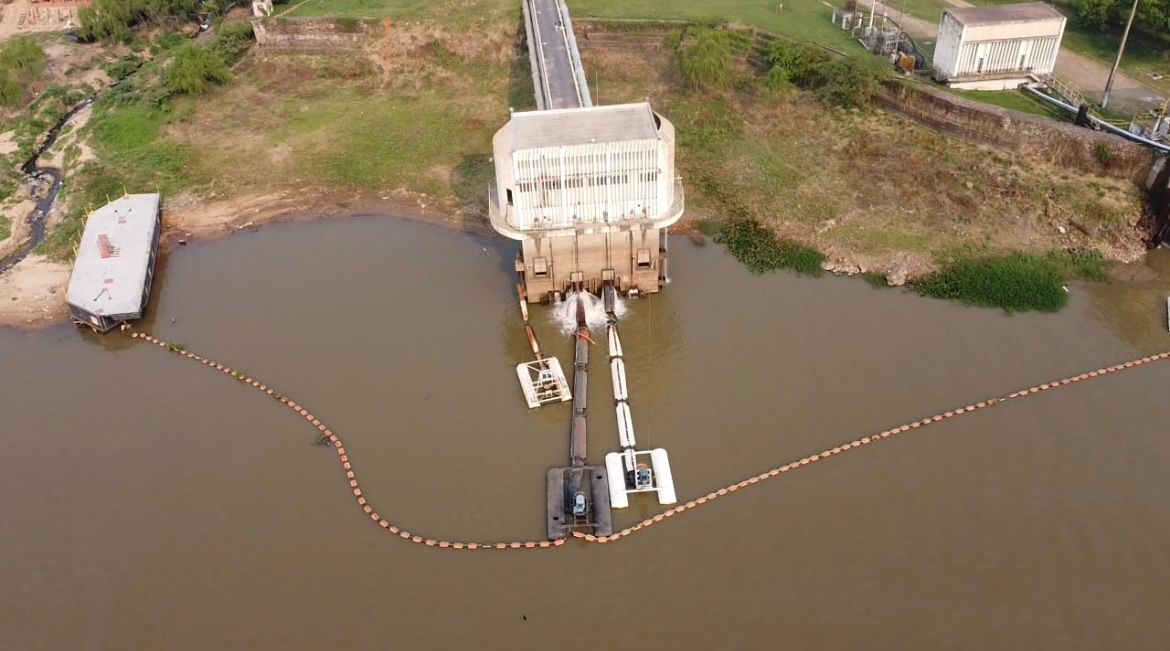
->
[2,216,1170,649]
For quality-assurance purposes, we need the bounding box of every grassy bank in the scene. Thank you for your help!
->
[580,25,1145,303]
[28,14,518,260]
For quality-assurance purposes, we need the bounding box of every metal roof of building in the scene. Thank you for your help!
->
[509,102,659,150]
[947,2,1064,26]
[66,193,160,318]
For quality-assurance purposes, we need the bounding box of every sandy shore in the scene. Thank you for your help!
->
[0,189,495,329]
[0,255,71,327]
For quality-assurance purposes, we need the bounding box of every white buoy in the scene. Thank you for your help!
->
[605,452,629,509]
[650,448,677,505]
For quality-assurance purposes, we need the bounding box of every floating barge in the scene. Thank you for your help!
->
[66,193,162,333]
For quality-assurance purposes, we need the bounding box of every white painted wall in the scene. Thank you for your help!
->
[493,115,677,232]
[933,11,1065,82]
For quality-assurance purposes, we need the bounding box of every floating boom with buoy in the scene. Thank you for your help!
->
[601,282,677,508]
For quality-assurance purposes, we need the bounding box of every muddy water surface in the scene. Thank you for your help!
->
[2,217,1169,649]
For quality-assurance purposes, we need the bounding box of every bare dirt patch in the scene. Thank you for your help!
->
[0,254,69,328]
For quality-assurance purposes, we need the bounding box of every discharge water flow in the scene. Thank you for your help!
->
[552,290,626,334]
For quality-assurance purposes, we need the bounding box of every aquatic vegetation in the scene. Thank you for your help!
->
[914,250,1108,313]
[713,218,825,276]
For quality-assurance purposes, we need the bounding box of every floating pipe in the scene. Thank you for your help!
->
[517,283,530,322]
[607,325,623,358]
[610,358,628,401]
[525,324,542,358]
[616,402,636,449]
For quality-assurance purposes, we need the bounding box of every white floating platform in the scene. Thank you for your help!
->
[605,448,677,508]
[516,357,572,409]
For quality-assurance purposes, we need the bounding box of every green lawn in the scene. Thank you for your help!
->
[943,86,1067,118]
[287,0,517,24]
[573,0,859,49]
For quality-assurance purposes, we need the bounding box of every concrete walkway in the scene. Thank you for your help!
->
[856,0,1165,114]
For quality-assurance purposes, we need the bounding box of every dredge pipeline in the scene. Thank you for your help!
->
[127,329,1170,550]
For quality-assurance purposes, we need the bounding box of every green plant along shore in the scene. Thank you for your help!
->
[914,251,1109,313]
[704,218,825,276]
[663,26,1129,313]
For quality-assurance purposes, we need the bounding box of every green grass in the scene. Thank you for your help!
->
[833,221,931,253]
[711,218,826,276]
[913,249,1108,312]
[573,0,855,50]
[0,215,11,241]
[945,87,1067,118]
[287,0,517,24]
[88,103,199,195]
[267,90,492,195]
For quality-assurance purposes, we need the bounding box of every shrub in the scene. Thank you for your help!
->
[0,75,23,107]
[210,21,255,65]
[0,37,47,107]
[766,40,829,86]
[166,43,230,95]
[813,54,889,107]
[0,37,47,81]
[715,218,825,276]
[679,30,735,89]
[79,0,198,43]
[914,253,1074,312]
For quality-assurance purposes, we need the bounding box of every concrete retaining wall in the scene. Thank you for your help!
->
[252,17,386,52]
[877,80,1157,181]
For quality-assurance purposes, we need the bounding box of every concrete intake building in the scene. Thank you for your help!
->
[66,193,162,333]
[490,102,684,300]
[932,2,1066,90]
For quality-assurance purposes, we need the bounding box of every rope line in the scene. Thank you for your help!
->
[127,330,1170,550]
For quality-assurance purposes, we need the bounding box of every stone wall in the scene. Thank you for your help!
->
[252,17,386,53]
[877,81,1157,182]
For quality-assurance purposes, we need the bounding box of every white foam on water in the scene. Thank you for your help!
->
[551,290,628,335]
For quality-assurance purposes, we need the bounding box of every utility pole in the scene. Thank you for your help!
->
[1102,0,1140,110]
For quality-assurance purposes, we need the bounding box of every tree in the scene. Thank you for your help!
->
[1077,0,1170,33]
[166,44,230,95]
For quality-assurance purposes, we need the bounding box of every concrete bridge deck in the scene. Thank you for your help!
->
[524,0,591,110]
